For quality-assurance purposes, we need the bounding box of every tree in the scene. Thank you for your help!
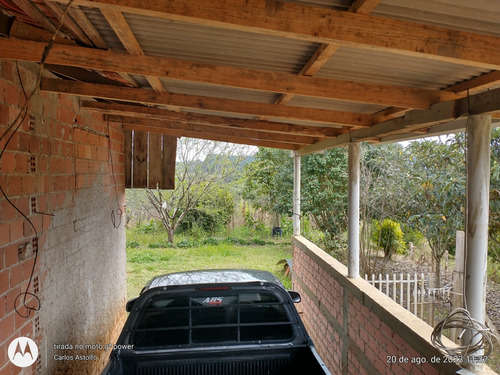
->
[301,149,348,250]
[360,143,410,273]
[145,138,251,243]
[405,139,465,287]
[243,147,348,250]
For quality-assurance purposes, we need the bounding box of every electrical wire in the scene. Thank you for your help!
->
[431,308,497,361]
[107,120,122,228]
[0,0,75,318]
[0,65,39,317]
[0,0,75,144]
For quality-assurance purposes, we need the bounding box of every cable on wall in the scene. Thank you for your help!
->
[107,120,123,228]
[0,0,75,318]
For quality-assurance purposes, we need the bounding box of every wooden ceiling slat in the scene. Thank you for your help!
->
[52,0,500,70]
[41,78,373,127]
[162,135,177,190]
[0,38,459,109]
[132,130,148,188]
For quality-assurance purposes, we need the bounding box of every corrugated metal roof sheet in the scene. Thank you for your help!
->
[159,79,280,104]
[288,95,386,114]
[291,0,500,36]
[315,46,492,90]
[122,13,320,74]
[373,0,500,37]
[81,6,126,52]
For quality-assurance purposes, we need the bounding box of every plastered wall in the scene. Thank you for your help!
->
[0,60,127,374]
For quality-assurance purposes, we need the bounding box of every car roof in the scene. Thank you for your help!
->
[144,269,283,290]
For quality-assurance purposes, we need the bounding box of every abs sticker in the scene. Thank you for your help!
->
[202,297,224,305]
[192,295,237,306]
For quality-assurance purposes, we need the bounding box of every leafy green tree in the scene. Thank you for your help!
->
[405,139,465,286]
[489,128,500,261]
[301,149,348,249]
[243,147,348,249]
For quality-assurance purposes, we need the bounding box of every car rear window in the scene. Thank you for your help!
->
[131,291,294,348]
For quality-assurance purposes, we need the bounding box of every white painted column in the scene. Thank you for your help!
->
[293,152,301,236]
[465,114,491,356]
[348,143,360,278]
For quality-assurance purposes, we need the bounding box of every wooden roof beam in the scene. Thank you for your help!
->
[82,101,342,137]
[39,78,372,127]
[348,0,382,14]
[52,0,500,70]
[296,87,500,155]
[108,115,302,150]
[274,0,381,106]
[100,8,167,95]
[0,38,459,109]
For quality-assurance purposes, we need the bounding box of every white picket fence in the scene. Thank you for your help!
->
[365,273,451,325]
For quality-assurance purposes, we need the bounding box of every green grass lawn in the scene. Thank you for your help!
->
[126,228,293,300]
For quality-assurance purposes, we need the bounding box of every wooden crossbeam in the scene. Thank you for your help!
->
[100,8,166,94]
[106,114,323,145]
[296,87,500,155]
[0,38,459,109]
[40,78,373,127]
[82,102,342,137]
[113,118,301,150]
[52,0,500,70]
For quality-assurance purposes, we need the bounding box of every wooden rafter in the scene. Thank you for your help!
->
[51,0,500,70]
[100,8,166,94]
[82,102,342,137]
[107,114,323,145]
[111,117,302,150]
[44,0,92,45]
[41,78,372,127]
[273,0,381,107]
[348,0,382,14]
[296,87,500,155]
[0,38,460,109]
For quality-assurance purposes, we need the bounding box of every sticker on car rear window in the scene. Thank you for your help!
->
[192,296,237,306]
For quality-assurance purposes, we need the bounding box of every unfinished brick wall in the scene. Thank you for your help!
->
[292,236,461,375]
[0,60,127,374]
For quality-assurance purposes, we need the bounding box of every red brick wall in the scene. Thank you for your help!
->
[0,60,127,374]
[292,236,460,375]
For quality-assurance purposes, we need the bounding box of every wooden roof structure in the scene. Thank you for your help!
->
[1,0,499,157]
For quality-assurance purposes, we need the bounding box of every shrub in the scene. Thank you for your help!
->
[372,218,406,260]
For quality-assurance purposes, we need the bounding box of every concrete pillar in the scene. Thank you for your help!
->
[293,152,301,236]
[464,114,491,357]
[348,143,360,278]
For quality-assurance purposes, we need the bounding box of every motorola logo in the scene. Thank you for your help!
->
[8,337,39,368]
